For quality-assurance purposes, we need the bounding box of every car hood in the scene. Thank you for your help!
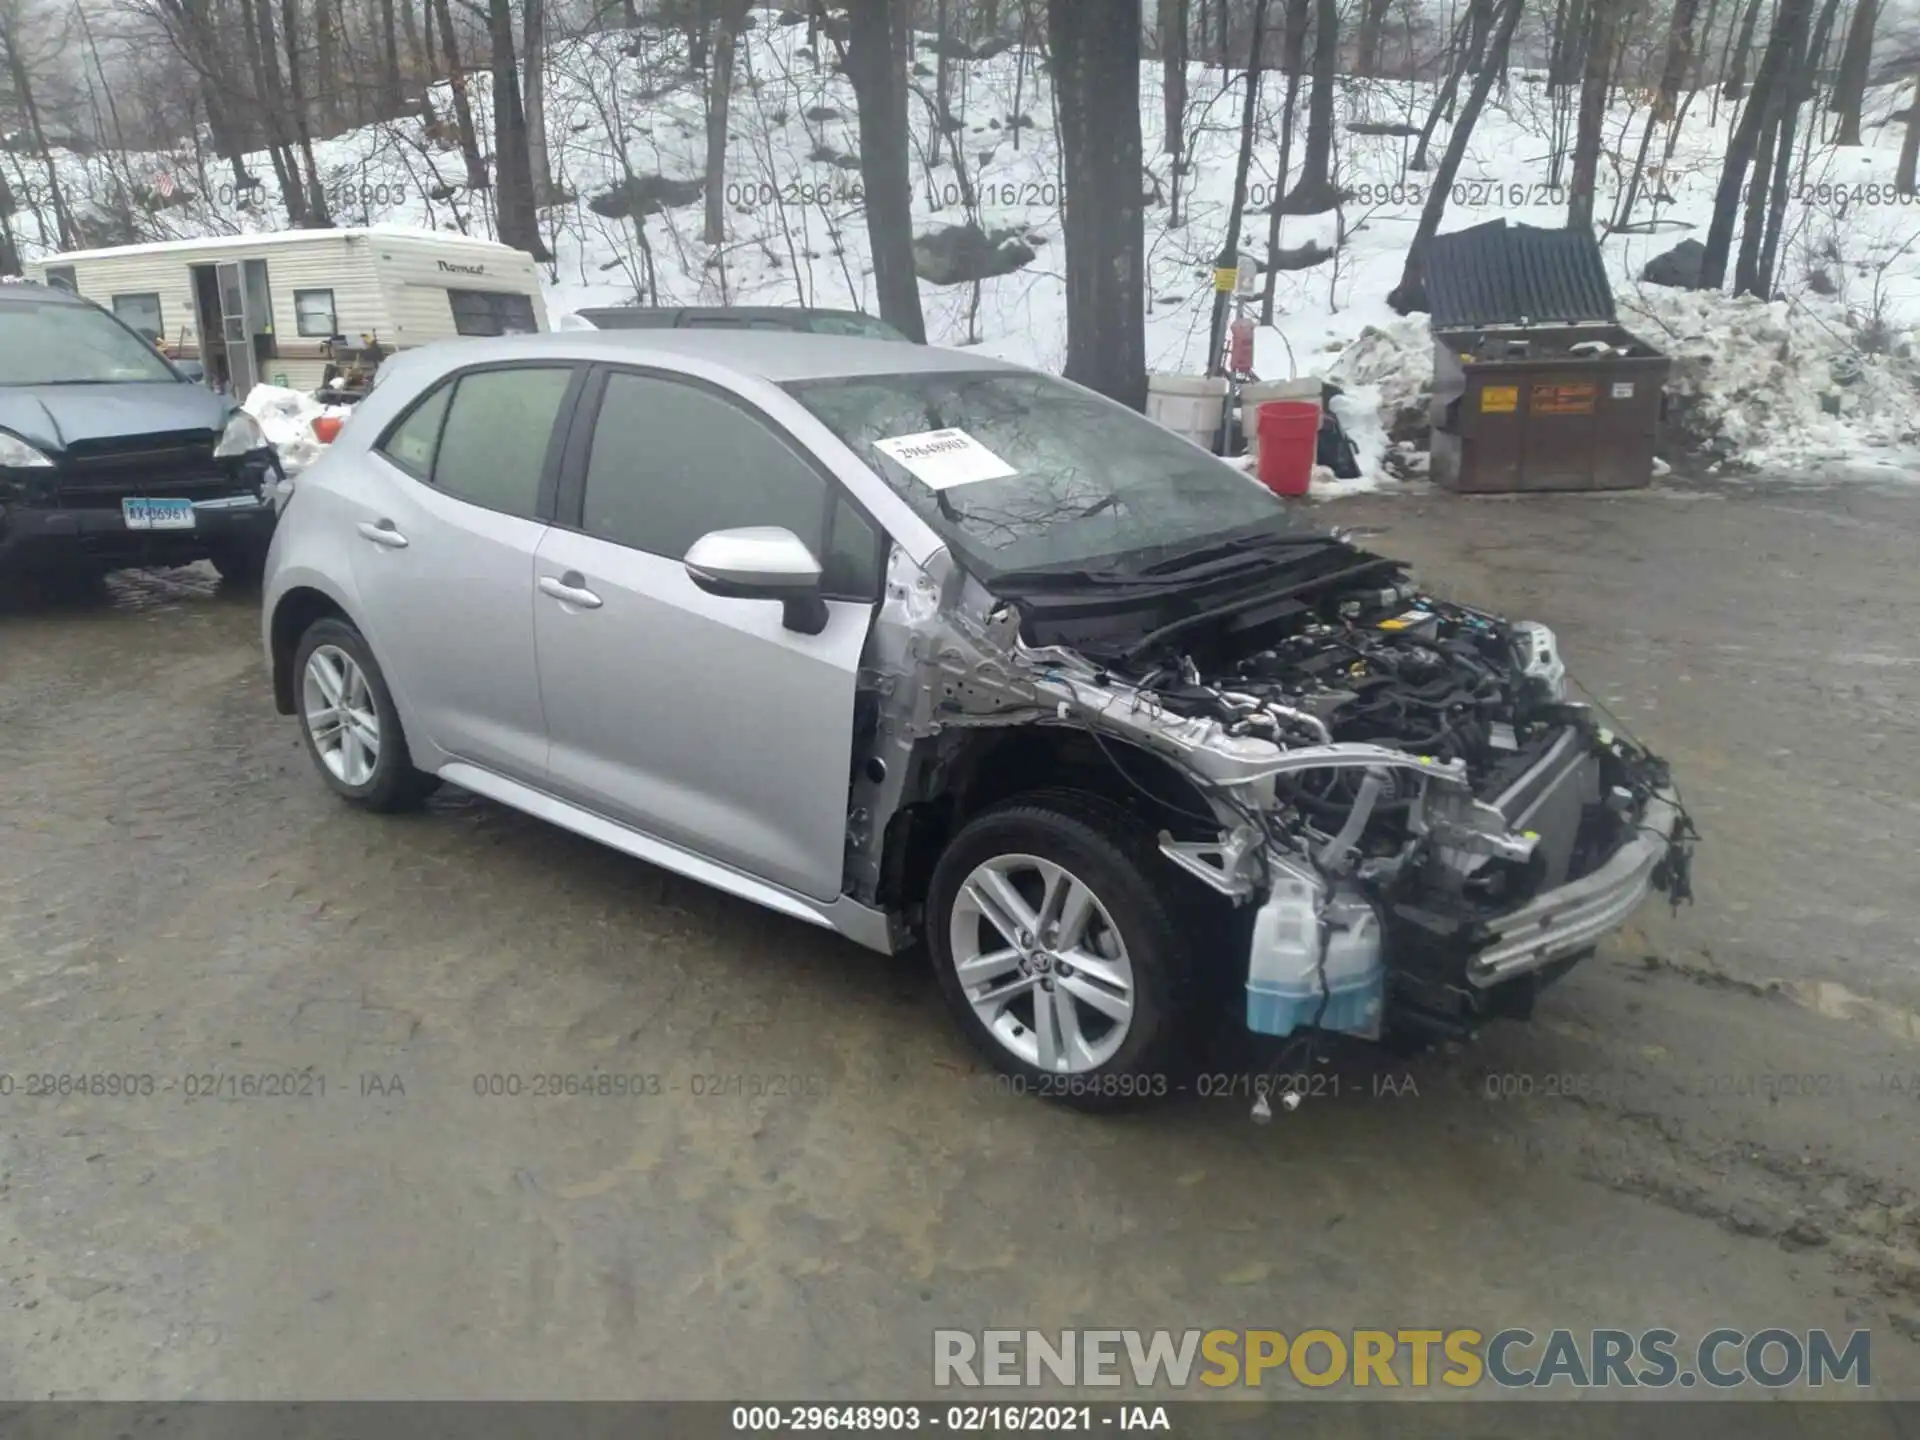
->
[0,382,231,454]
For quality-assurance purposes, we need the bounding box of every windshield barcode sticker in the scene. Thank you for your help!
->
[874,428,1017,490]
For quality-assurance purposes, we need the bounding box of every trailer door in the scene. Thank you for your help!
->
[216,260,260,399]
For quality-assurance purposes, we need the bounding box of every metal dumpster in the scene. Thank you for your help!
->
[1424,220,1670,493]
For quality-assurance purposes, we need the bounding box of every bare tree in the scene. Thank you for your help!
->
[843,0,926,340]
[1259,0,1308,322]
[1207,0,1270,373]
[524,0,551,204]
[1050,0,1147,408]
[1355,0,1393,73]
[431,0,488,189]
[1567,0,1620,231]
[1162,0,1187,157]
[489,0,548,256]
[1702,0,1812,288]
[0,0,76,247]
[1899,67,1920,191]
[700,0,749,244]
[280,0,332,221]
[1283,0,1339,213]
[1832,0,1877,143]
[1389,0,1525,312]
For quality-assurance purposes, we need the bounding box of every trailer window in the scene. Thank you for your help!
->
[44,266,78,293]
[295,288,338,338]
[448,289,538,337]
[112,292,163,343]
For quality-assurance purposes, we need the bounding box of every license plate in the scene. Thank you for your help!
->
[122,497,197,530]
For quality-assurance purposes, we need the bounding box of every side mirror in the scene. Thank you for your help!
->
[683,526,829,635]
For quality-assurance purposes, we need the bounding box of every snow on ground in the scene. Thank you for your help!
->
[14,26,1920,488]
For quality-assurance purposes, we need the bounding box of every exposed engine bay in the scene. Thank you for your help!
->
[847,535,1695,1054]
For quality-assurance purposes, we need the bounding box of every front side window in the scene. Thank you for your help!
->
[580,370,850,582]
[422,366,572,518]
[112,293,164,343]
[784,369,1314,578]
[295,288,338,338]
[448,289,539,337]
[0,299,179,384]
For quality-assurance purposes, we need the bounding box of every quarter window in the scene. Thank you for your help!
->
[448,289,539,337]
[294,288,338,338]
[377,381,454,476]
[581,371,863,587]
[112,292,164,343]
[430,366,572,519]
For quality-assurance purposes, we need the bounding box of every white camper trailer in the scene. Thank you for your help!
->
[24,226,548,400]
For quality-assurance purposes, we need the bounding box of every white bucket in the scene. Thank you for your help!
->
[1146,374,1230,451]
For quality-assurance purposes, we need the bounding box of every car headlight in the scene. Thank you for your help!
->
[213,411,270,458]
[1511,620,1568,700]
[0,428,55,468]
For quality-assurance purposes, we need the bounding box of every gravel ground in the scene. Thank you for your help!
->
[1,474,1917,1402]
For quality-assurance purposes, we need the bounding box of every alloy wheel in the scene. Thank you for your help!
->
[302,643,381,787]
[947,853,1137,1073]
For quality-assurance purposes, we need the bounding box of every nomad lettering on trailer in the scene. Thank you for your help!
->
[436,259,486,276]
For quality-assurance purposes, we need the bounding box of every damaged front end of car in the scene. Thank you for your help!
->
[847,537,1695,1054]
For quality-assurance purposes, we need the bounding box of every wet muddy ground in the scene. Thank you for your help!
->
[1,475,1917,1401]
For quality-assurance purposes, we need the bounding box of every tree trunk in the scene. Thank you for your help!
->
[1413,1,1478,168]
[1832,0,1877,143]
[489,0,548,256]
[400,0,427,93]
[1898,71,1920,191]
[1547,0,1588,87]
[1757,0,1827,288]
[702,0,748,244]
[1567,0,1617,230]
[1389,0,1525,312]
[315,0,342,134]
[1653,0,1700,121]
[379,0,405,113]
[1355,0,1393,75]
[1049,0,1147,409]
[1720,0,1765,98]
[1207,0,1270,375]
[844,0,926,341]
[1283,0,1339,212]
[932,0,951,165]
[240,0,306,223]
[1260,0,1309,321]
[281,0,332,222]
[1163,0,1188,155]
[524,0,551,205]
[1733,109,1779,293]
[432,0,489,188]
[1702,0,1813,287]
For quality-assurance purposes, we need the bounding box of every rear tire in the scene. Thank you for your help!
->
[292,617,440,812]
[927,789,1210,1112]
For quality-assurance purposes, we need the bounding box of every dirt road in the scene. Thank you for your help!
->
[1,476,1917,1401]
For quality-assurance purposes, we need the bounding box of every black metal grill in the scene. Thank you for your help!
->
[52,430,232,505]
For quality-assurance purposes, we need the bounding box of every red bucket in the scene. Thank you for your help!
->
[1255,400,1319,498]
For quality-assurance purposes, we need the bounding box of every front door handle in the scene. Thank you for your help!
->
[357,519,409,549]
[539,572,603,610]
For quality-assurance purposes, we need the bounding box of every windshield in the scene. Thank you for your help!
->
[784,369,1318,575]
[0,300,180,385]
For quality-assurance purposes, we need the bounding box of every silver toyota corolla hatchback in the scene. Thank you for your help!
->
[262,330,1694,1110]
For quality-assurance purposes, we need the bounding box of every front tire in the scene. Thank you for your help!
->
[208,542,269,589]
[927,789,1208,1112]
[292,617,439,812]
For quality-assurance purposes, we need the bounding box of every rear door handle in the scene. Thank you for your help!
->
[357,520,409,549]
[539,572,603,610]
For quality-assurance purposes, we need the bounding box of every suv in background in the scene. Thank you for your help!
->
[564,306,914,342]
[0,279,283,586]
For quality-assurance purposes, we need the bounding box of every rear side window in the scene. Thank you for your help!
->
[431,367,572,519]
[379,383,453,475]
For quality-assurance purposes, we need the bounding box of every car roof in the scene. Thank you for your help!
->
[408,327,1026,383]
[0,279,87,306]
[578,305,883,321]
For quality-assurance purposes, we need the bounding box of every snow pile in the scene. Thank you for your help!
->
[1325,319,1432,487]
[242,383,351,474]
[1615,285,1920,469]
